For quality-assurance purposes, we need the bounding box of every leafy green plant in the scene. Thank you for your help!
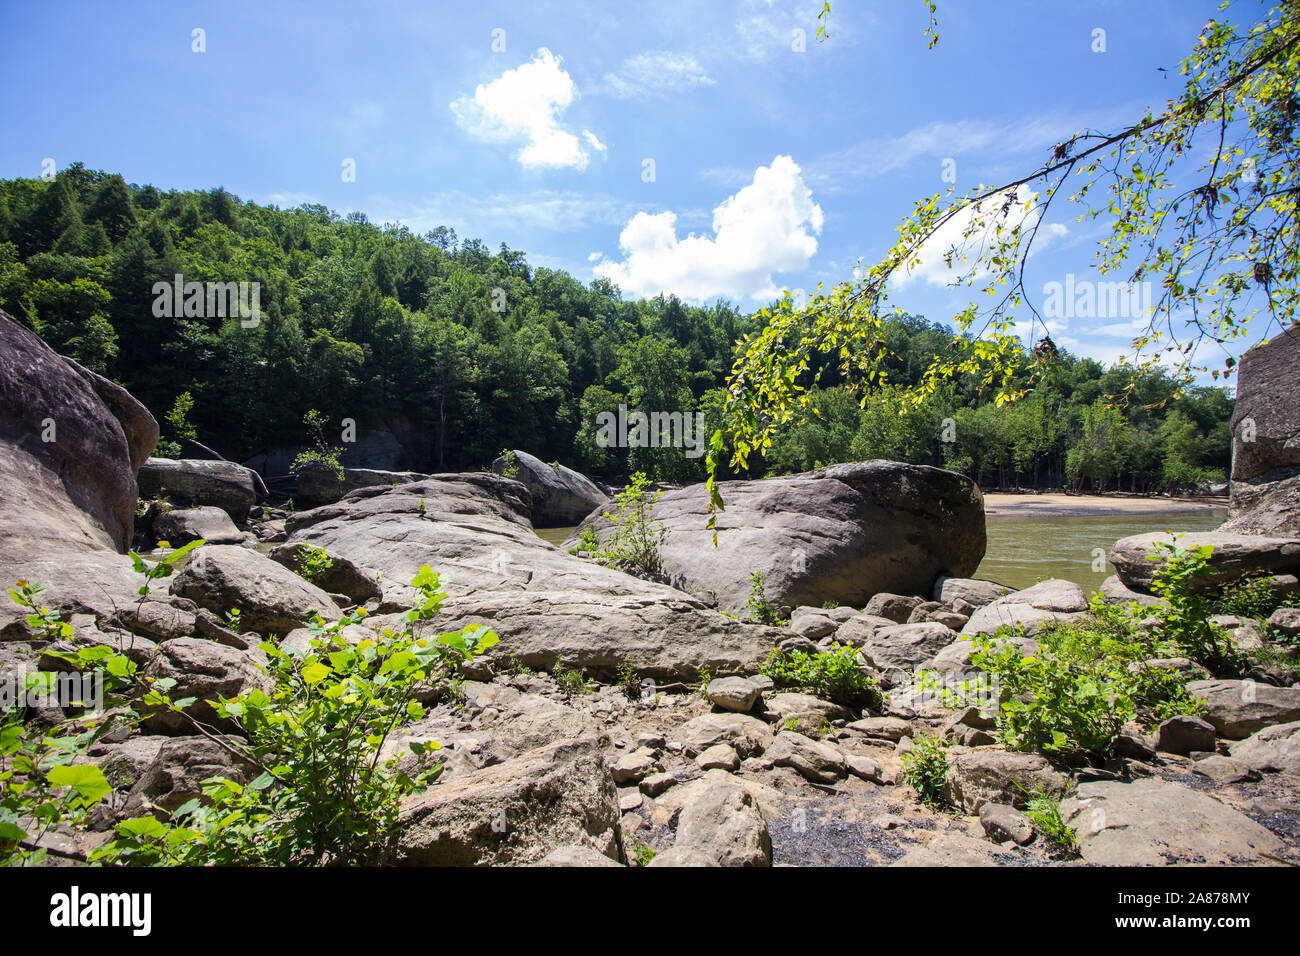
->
[290,409,344,481]
[1148,541,1245,675]
[99,565,497,866]
[900,735,950,808]
[498,448,520,479]
[821,599,839,610]
[129,539,206,595]
[1021,785,1078,856]
[578,525,601,554]
[696,665,712,699]
[1214,571,1298,622]
[616,661,641,701]
[553,665,593,697]
[971,598,1204,760]
[745,571,786,625]
[630,840,656,866]
[508,654,534,677]
[596,472,666,574]
[760,643,882,710]
[2,583,143,865]
[290,545,334,586]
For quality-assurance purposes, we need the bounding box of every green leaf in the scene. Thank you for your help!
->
[46,764,112,804]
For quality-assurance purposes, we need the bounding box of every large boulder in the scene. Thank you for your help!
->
[492,450,608,526]
[391,737,623,866]
[1185,679,1300,739]
[960,579,1088,637]
[170,544,341,635]
[564,460,986,613]
[0,308,160,633]
[294,462,430,509]
[1229,721,1300,772]
[945,750,1067,813]
[152,506,246,545]
[138,458,260,521]
[281,475,781,681]
[1109,530,1300,594]
[1060,779,1287,865]
[673,776,772,866]
[1217,328,1300,536]
[140,638,274,734]
[1230,329,1300,483]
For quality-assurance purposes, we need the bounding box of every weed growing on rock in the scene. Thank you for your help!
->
[1148,542,1246,675]
[745,571,786,625]
[498,448,519,479]
[617,660,641,700]
[900,736,949,808]
[291,545,334,586]
[597,472,666,575]
[1021,786,1078,856]
[971,598,1204,761]
[290,409,344,481]
[761,643,882,710]
[554,665,593,697]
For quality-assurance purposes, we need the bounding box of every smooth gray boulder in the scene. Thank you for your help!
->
[1229,721,1300,772]
[294,462,430,509]
[392,737,623,867]
[863,622,959,673]
[933,576,1012,608]
[564,460,986,614]
[152,506,246,545]
[0,308,163,636]
[1061,779,1287,865]
[138,457,260,521]
[492,449,608,526]
[961,579,1088,637]
[673,776,772,867]
[945,751,1067,813]
[1109,530,1300,594]
[170,544,341,635]
[1186,679,1300,739]
[282,475,782,681]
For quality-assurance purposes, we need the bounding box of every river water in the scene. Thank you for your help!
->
[533,507,1228,595]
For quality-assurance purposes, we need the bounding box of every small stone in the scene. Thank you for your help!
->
[610,750,658,785]
[1154,715,1218,756]
[844,754,886,783]
[706,676,764,713]
[639,772,677,797]
[618,789,644,813]
[636,733,666,750]
[847,716,912,741]
[979,803,1035,846]
[872,813,906,830]
[695,743,741,772]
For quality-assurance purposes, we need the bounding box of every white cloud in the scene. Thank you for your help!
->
[450,48,603,170]
[602,51,716,99]
[735,0,831,59]
[594,155,823,301]
[892,185,1068,288]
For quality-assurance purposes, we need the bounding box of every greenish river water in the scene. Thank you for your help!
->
[534,508,1229,594]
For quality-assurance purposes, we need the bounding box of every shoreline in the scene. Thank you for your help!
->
[983,492,1229,519]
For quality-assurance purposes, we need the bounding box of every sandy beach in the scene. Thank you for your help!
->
[983,492,1229,519]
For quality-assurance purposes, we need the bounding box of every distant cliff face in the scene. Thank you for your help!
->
[1224,328,1300,536]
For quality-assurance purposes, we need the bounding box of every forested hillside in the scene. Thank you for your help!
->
[0,163,1231,492]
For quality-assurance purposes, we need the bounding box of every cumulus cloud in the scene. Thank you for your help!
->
[892,184,1067,288]
[602,51,716,98]
[450,48,603,170]
[594,155,823,301]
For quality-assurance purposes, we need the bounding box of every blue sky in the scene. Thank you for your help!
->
[0,0,1251,376]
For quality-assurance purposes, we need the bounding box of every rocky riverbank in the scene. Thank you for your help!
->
[2,306,1299,867]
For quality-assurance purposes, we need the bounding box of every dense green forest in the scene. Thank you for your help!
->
[0,164,1232,492]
